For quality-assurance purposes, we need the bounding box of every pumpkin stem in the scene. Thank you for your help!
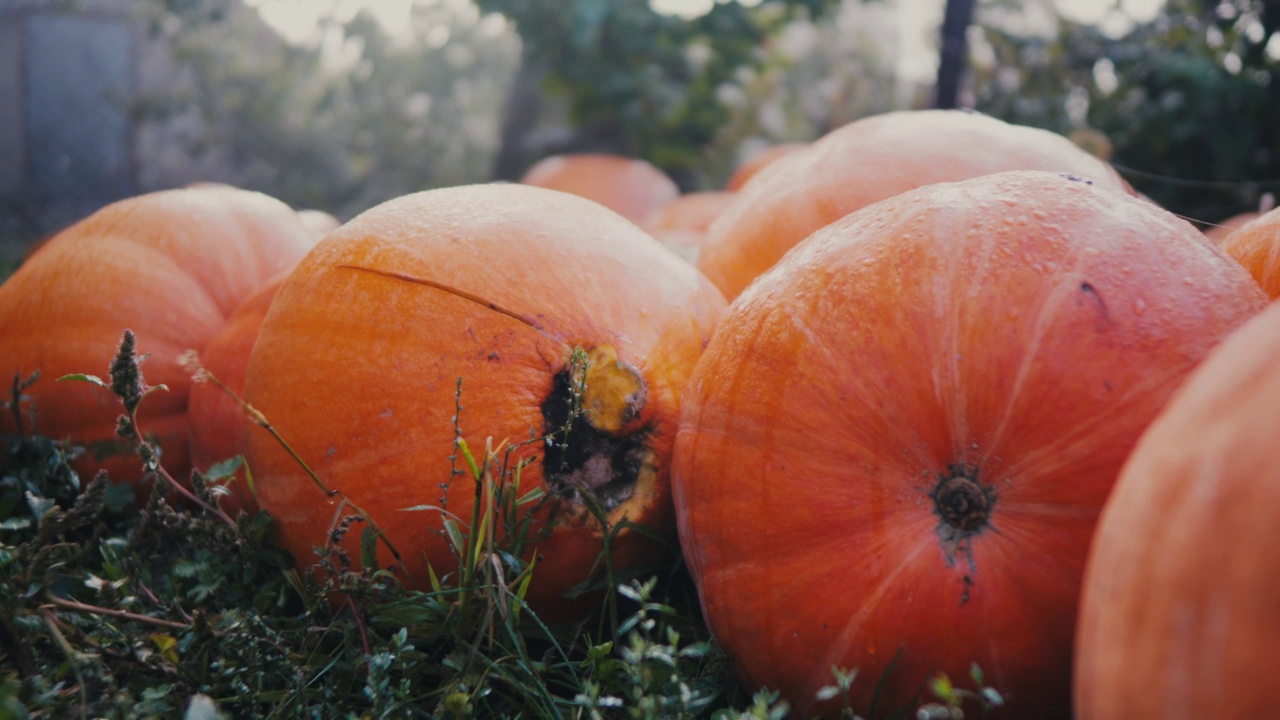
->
[931,464,996,537]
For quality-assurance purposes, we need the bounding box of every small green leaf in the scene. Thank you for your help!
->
[442,518,466,556]
[204,456,243,482]
[930,672,954,701]
[172,560,206,578]
[55,373,109,388]
[24,492,54,520]
[456,437,480,479]
[813,685,840,702]
[360,525,380,572]
[0,517,31,531]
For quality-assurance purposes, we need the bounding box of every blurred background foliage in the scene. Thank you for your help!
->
[1,0,1277,262]
[973,0,1280,231]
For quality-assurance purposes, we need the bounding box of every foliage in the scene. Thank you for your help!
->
[972,0,1280,225]
[1,331,1004,718]
[476,0,842,184]
[134,0,519,219]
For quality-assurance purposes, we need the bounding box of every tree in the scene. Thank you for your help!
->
[972,0,1280,225]
[135,0,519,218]
[477,0,839,187]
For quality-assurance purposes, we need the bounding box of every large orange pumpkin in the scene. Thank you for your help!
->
[1074,285,1280,720]
[520,153,680,225]
[697,110,1135,300]
[187,273,289,515]
[672,171,1265,719]
[244,183,727,619]
[1218,206,1280,297]
[0,185,317,486]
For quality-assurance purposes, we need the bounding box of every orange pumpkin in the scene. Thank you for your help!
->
[1073,283,1280,719]
[0,185,317,486]
[642,191,737,263]
[697,110,1135,300]
[520,153,680,225]
[296,208,341,237]
[244,183,727,619]
[1203,210,1260,244]
[672,171,1265,719]
[723,142,807,192]
[187,273,289,514]
[1218,206,1280,297]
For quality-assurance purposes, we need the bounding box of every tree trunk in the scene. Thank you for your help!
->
[935,0,975,109]
[490,49,550,181]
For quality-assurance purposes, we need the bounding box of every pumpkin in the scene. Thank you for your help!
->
[1073,282,1280,720]
[244,183,727,620]
[1218,206,1280,297]
[187,273,289,515]
[697,110,1135,300]
[1203,210,1260,244]
[0,185,317,486]
[520,153,680,225]
[723,142,807,192]
[672,171,1266,719]
[296,208,341,237]
[642,191,737,263]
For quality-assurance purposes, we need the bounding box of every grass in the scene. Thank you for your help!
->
[0,331,1003,719]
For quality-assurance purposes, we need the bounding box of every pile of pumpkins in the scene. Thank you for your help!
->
[4,109,1280,719]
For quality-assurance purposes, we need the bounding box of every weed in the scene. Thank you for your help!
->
[0,330,1005,719]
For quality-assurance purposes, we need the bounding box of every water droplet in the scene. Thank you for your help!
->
[865,637,878,655]
[1134,298,1147,315]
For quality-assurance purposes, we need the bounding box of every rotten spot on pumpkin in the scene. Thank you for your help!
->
[541,345,654,511]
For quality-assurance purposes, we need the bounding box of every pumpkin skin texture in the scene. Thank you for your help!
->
[1203,210,1260,244]
[642,191,738,263]
[1074,294,1280,720]
[697,110,1135,300]
[1218,206,1280,297]
[723,142,807,192]
[187,274,288,515]
[0,186,318,486]
[295,208,341,237]
[520,153,680,225]
[244,183,727,621]
[672,171,1266,719]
